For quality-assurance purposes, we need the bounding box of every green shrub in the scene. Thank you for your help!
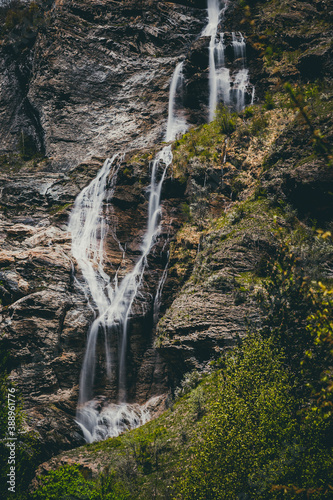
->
[32,465,129,500]
[243,105,255,119]
[263,91,275,110]
[250,113,268,136]
[215,105,237,135]
[176,335,298,499]
[181,202,192,222]
[176,334,333,499]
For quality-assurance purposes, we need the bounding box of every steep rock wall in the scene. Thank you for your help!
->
[0,0,207,457]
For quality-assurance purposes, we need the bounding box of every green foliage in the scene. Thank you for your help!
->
[284,83,332,166]
[243,105,255,119]
[176,335,297,499]
[32,465,129,500]
[174,370,202,399]
[250,112,268,136]
[257,229,333,400]
[176,334,333,499]
[174,226,333,499]
[180,202,192,222]
[189,387,206,421]
[303,233,333,420]
[129,426,167,475]
[256,235,314,377]
[0,350,41,500]
[263,91,275,110]
[215,105,237,135]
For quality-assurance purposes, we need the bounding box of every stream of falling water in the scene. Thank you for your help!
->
[165,61,188,142]
[203,0,254,119]
[69,61,186,443]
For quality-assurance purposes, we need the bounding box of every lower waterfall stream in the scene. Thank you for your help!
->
[69,61,186,443]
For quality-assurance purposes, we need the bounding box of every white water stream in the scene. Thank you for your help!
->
[165,61,188,142]
[203,0,253,119]
[69,61,186,443]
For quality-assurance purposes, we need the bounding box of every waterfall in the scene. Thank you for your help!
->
[232,32,246,66]
[231,32,251,112]
[115,144,172,400]
[153,249,169,325]
[203,0,254,118]
[71,146,172,441]
[165,61,187,142]
[203,0,230,121]
[69,61,185,443]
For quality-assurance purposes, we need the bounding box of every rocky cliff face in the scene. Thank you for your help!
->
[0,0,332,464]
[0,0,208,457]
[154,0,333,378]
[0,0,206,167]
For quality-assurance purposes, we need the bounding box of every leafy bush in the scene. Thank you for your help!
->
[243,105,255,119]
[215,105,237,135]
[176,334,333,499]
[257,230,333,397]
[32,465,129,500]
[263,91,275,110]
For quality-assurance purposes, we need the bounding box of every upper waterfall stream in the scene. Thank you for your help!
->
[203,0,254,119]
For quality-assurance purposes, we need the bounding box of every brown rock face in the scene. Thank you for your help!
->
[0,0,206,168]
[0,0,208,458]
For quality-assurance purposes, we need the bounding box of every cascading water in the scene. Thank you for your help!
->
[230,32,251,111]
[69,61,186,443]
[203,0,254,118]
[69,0,255,442]
[165,61,187,142]
[68,155,121,406]
[203,0,230,121]
[232,32,246,66]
